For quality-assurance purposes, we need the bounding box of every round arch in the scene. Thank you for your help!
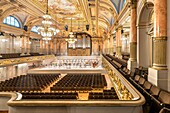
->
[137,2,154,68]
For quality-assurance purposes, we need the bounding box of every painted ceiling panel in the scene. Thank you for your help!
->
[98,21,108,30]
[99,8,113,25]
[9,0,127,35]
[38,0,83,19]
[110,0,121,12]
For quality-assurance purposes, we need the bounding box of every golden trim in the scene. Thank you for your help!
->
[153,36,167,41]
[0,55,55,67]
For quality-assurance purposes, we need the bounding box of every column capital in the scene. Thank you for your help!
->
[153,36,167,41]
[115,26,123,31]
[130,0,137,9]
[23,31,30,36]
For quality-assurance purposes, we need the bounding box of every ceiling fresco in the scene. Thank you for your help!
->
[0,0,127,37]
[99,7,114,25]
[48,0,77,15]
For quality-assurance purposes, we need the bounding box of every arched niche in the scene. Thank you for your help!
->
[137,2,154,68]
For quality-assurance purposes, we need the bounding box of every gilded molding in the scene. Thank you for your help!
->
[153,36,167,41]
[0,55,55,67]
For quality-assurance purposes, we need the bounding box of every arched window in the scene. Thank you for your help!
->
[31,26,38,33]
[3,15,21,28]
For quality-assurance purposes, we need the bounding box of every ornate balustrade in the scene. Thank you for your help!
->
[0,55,55,67]
[102,56,143,101]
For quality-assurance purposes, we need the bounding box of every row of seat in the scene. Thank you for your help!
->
[51,73,107,92]
[103,54,127,70]
[88,89,118,100]
[103,54,170,113]
[21,92,78,100]
[130,74,170,113]
[121,53,130,61]
[0,74,60,92]
[0,53,44,59]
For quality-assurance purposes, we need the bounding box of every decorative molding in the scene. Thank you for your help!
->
[153,36,167,41]
[0,55,55,67]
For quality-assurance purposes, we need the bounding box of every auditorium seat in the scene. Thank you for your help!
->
[159,107,170,113]
[150,85,161,98]
[0,74,60,92]
[88,89,118,100]
[22,92,78,100]
[51,73,106,92]
[151,90,170,113]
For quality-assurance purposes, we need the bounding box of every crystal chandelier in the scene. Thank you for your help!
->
[38,0,60,40]
[65,18,77,44]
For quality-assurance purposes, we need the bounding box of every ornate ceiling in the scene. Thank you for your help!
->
[0,0,127,37]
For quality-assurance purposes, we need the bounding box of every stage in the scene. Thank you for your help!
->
[28,55,106,74]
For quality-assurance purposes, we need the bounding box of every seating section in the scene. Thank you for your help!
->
[51,73,107,92]
[103,54,132,80]
[88,88,118,100]
[0,74,60,92]
[159,107,170,113]
[30,53,44,56]
[22,92,78,100]
[121,53,130,61]
[0,53,44,59]
[103,54,170,113]
[0,53,21,59]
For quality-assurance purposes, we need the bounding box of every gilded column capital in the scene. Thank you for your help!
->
[153,36,167,42]
[115,26,122,31]
[130,0,137,9]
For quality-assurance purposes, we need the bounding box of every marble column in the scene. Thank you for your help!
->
[148,0,168,90]
[109,34,114,55]
[116,27,122,58]
[9,36,12,53]
[6,35,10,53]
[82,34,86,49]
[128,2,137,72]
[153,0,167,69]
[53,38,57,55]
[40,39,43,54]
[50,40,54,54]
[45,41,49,55]
[91,39,95,55]
[12,36,15,53]
[0,25,2,57]
[26,36,30,55]
[20,35,25,56]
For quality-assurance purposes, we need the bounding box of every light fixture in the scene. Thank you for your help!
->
[37,0,59,41]
[65,18,77,44]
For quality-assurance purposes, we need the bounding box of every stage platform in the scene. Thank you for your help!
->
[28,66,106,74]
[28,55,106,74]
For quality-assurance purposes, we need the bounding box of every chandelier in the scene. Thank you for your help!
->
[38,0,60,40]
[65,18,77,44]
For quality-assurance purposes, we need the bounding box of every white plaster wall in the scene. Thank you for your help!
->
[137,27,150,68]
[167,0,170,92]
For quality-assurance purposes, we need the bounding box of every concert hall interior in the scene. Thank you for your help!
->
[0,0,170,113]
